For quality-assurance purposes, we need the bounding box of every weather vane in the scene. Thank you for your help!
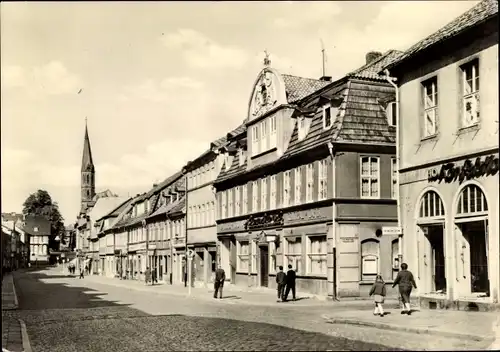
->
[263,49,271,67]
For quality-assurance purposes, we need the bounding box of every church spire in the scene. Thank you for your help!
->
[81,118,95,213]
[81,117,94,172]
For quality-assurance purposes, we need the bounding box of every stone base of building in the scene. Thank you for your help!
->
[418,295,500,312]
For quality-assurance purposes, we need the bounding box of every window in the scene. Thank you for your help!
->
[387,102,397,127]
[283,171,291,207]
[294,167,302,205]
[237,241,249,272]
[307,235,327,275]
[34,227,39,232]
[252,181,259,212]
[261,177,268,211]
[461,60,480,127]
[419,191,445,218]
[285,237,302,273]
[306,164,313,202]
[456,184,488,216]
[318,159,328,200]
[391,158,398,200]
[252,125,259,156]
[242,185,248,214]
[360,156,379,198]
[221,191,227,219]
[261,119,268,152]
[227,189,233,218]
[361,239,380,281]
[298,117,307,140]
[210,201,215,223]
[238,149,245,166]
[323,104,333,130]
[270,175,277,209]
[422,77,438,137]
[270,115,277,148]
[234,186,241,217]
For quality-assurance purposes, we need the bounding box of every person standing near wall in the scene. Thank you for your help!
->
[213,265,225,299]
[276,266,287,302]
[283,264,297,302]
[392,263,417,315]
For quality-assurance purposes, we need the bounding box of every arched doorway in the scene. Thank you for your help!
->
[417,190,446,294]
[455,184,489,297]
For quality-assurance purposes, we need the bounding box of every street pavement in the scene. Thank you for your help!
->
[5,267,493,351]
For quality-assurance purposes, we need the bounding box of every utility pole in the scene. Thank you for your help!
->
[183,166,189,287]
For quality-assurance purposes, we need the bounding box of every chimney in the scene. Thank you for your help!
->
[320,76,332,82]
[366,51,383,65]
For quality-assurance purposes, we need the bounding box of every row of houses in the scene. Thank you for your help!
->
[75,0,499,309]
[2,213,53,273]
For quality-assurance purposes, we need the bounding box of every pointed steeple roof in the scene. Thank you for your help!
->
[81,119,95,172]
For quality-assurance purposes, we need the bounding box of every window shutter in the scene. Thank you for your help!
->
[313,160,319,202]
[276,172,283,208]
[301,165,307,204]
[290,170,295,205]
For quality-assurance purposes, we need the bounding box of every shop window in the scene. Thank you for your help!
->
[391,239,399,280]
[251,241,257,274]
[307,235,327,275]
[457,184,487,216]
[419,190,445,218]
[285,237,302,273]
[237,241,249,272]
[361,239,380,281]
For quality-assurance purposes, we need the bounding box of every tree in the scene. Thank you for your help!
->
[22,190,66,250]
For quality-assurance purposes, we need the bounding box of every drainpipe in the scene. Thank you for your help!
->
[327,141,339,301]
[384,68,403,269]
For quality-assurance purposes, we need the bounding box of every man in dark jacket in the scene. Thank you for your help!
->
[214,266,225,299]
[283,264,296,301]
[393,262,417,315]
[276,266,287,302]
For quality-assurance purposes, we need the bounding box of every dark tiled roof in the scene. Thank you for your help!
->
[145,171,183,198]
[347,50,403,81]
[385,0,497,71]
[167,197,185,217]
[282,74,330,102]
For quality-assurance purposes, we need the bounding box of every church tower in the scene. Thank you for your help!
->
[81,120,95,213]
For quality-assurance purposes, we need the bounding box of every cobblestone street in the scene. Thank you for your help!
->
[2,268,490,351]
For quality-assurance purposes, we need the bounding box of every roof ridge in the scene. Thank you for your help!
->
[332,81,352,142]
[350,49,401,75]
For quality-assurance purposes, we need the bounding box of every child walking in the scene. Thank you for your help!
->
[369,275,387,317]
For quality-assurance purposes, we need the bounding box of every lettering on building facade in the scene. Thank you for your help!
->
[217,220,247,234]
[284,207,331,226]
[244,211,284,231]
[428,155,499,184]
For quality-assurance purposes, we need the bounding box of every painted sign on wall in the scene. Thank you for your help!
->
[428,154,499,184]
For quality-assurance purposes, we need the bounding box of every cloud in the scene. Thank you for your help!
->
[273,2,342,28]
[161,29,249,69]
[1,61,81,97]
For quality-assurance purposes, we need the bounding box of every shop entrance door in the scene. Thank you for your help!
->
[425,225,446,292]
[260,246,269,287]
[461,221,489,295]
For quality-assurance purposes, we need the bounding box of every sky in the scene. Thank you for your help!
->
[1,1,480,223]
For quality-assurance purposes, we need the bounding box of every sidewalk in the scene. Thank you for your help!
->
[322,307,500,344]
[2,273,32,352]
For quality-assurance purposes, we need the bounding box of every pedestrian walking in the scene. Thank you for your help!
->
[392,262,417,315]
[152,267,158,285]
[145,267,152,285]
[213,266,225,299]
[276,266,287,302]
[283,264,296,302]
[79,267,84,279]
[369,274,387,317]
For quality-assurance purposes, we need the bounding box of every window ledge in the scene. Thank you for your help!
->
[457,123,480,135]
[251,147,277,160]
[420,133,439,142]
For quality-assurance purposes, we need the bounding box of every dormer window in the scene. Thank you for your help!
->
[238,149,245,166]
[297,116,311,141]
[387,102,397,127]
[322,104,333,130]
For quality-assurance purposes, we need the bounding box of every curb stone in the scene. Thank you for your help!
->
[20,320,32,352]
[321,314,486,342]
